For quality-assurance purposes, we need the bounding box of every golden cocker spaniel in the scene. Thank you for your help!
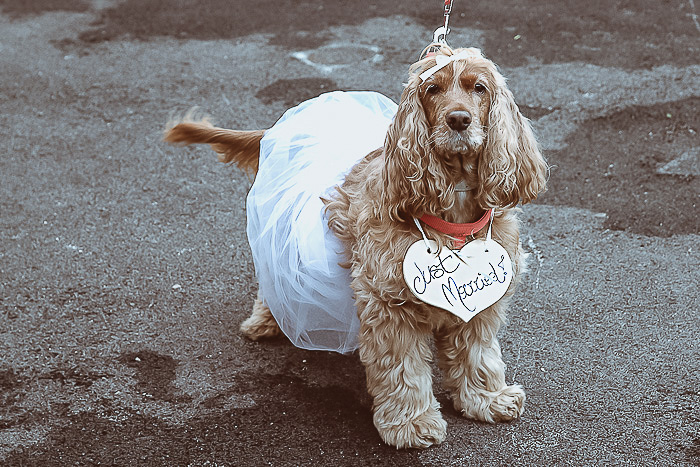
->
[165,45,547,449]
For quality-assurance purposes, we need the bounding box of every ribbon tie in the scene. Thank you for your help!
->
[419,50,479,82]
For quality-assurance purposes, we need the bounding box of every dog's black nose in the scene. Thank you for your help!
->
[446,110,472,132]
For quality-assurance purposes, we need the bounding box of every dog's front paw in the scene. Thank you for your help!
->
[490,384,525,422]
[375,406,447,449]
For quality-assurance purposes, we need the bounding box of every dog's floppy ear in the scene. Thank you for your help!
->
[478,75,548,208]
[381,76,450,221]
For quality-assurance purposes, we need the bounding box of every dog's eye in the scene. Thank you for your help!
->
[474,82,487,93]
[426,84,441,95]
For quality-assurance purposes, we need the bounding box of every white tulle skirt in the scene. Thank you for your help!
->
[246,91,398,353]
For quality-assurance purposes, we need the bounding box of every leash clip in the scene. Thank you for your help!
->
[432,26,449,45]
[428,0,454,53]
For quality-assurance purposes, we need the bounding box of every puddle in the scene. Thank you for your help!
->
[256,77,338,107]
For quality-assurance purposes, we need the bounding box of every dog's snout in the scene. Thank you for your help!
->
[446,110,472,132]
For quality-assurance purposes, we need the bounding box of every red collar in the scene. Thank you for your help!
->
[419,209,493,248]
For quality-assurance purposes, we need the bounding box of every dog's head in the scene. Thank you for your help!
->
[382,45,548,220]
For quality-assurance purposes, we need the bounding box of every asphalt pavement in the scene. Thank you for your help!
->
[0,0,698,465]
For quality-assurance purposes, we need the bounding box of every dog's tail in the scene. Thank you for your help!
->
[164,114,264,176]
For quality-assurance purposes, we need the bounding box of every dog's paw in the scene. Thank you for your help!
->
[376,407,447,449]
[490,384,525,422]
[239,300,282,341]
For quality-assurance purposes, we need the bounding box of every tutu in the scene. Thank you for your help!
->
[246,91,398,353]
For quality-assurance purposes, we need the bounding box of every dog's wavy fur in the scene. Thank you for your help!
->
[164,109,263,176]
[164,45,547,449]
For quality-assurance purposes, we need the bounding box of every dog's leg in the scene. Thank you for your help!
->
[359,304,447,449]
[436,304,525,423]
[239,290,281,340]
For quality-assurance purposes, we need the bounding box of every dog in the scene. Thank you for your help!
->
[164,45,547,449]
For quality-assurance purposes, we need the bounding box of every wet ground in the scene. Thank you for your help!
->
[1,0,698,465]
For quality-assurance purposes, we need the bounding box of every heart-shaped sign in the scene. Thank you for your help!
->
[403,238,513,322]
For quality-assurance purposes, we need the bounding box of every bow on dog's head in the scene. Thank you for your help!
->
[382,45,548,220]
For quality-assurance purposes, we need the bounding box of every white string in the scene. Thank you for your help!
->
[412,217,432,253]
[486,209,495,240]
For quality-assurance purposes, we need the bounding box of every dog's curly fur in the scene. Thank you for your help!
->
[165,45,547,449]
